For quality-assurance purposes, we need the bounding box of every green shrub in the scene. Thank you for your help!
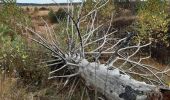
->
[34,7,39,13]
[26,7,30,12]
[0,0,31,36]
[39,7,49,11]
[0,34,50,85]
[0,0,49,86]
[134,0,170,46]
[48,8,67,23]
[48,9,57,23]
[55,8,67,21]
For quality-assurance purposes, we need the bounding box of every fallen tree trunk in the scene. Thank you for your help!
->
[27,23,170,100]
[28,21,170,100]
[78,59,157,100]
[25,1,170,99]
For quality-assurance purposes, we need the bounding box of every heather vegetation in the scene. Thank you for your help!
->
[0,0,170,99]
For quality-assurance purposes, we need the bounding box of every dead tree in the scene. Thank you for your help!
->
[23,0,170,100]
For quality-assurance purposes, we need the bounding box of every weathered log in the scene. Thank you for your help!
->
[78,59,156,100]
[25,1,170,99]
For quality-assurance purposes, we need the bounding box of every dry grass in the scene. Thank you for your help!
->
[0,75,54,100]
[0,74,82,100]
[0,75,31,100]
[142,58,170,83]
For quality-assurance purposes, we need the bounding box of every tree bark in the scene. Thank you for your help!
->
[78,59,162,100]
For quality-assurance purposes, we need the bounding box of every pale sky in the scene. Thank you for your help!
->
[17,0,82,4]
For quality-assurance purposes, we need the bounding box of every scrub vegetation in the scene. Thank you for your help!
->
[0,0,170,100]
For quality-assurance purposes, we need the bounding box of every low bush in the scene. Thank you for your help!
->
[134,0,170,46]
[0,33,50,85]
[48,8,67,23]
[55,8,67,21]
[34,7,39,13]
[39,7,49,11]
[130,0,170,64]
[26,7,30,12]
[0,0,49,88]
[48,9,58,23]
[0,0,32,38]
